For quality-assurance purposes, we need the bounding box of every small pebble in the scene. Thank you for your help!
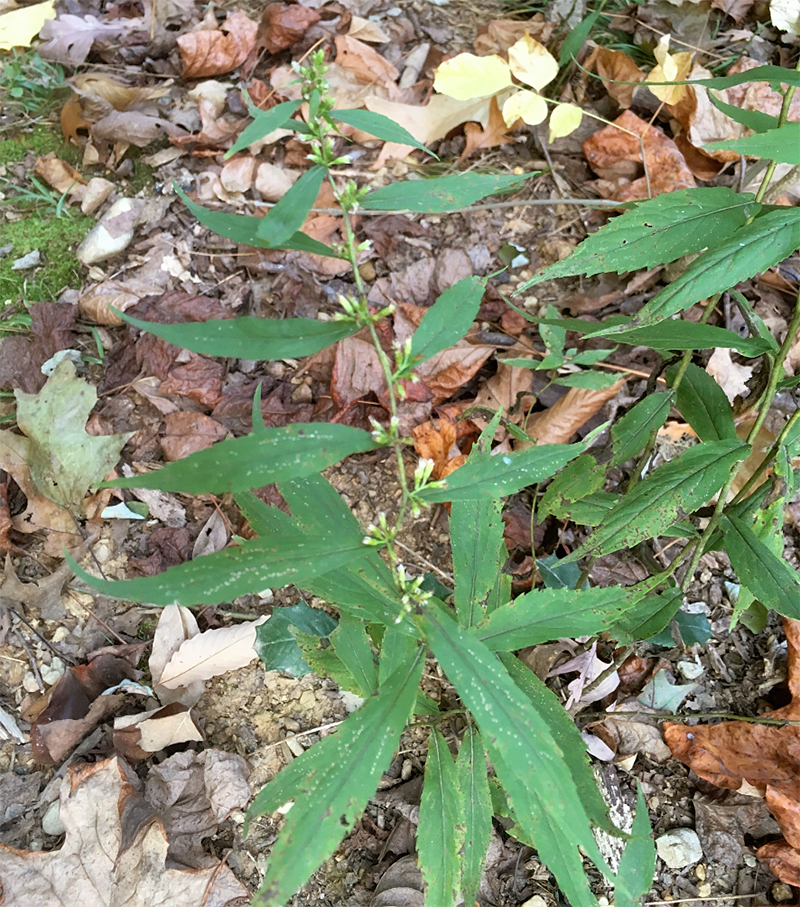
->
[656,828,703,868]
[42,801,65,836]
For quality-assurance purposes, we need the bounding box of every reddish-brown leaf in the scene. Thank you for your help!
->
[257,2,321,53]
[178,9,258,78]
[161,412,228,462]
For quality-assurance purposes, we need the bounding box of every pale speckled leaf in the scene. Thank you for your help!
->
[249,648,424,906]
[457,726,492,907]
[418,729,464,907]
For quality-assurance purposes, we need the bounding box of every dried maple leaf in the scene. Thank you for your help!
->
[0,757,249,906]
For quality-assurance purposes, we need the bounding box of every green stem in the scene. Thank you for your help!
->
[681,285,800,589]
[752,59,799,205]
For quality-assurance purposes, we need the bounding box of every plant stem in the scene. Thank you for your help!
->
[681,285,800,589]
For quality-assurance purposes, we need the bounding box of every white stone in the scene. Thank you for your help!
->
[77,198,143,265]
[656,828,703,868]
[42,800,65,836]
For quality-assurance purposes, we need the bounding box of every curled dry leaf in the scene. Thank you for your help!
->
[178,9,258,79]
[157,615,269,690]
[335,35,400,88]
[412,415,467,481]
[583,109,695,201]
[114,702,203,760]
[585,46,644,109]
[526,381,625,445]
[0,758,249,906]
[257,1,320,54]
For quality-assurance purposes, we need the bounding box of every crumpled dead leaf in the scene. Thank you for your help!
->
[584,109,696,201]
[178,9,258,79]
[585,46,645,109]
[161,411,228,461]
[38,12,142,64]
[665,618,800,886]
[256,1,320,54]
[0,757,249,905]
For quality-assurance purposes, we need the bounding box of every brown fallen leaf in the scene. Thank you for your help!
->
[583,110,696,201]
[178,9,258,79]
[114,702,203,761]
[335,35,400,89]
[161,411,228,461]
[585,46,644,109]
[665,618,800,887]
[412,416,467,481]
[526,382,625,445]
[417,343,496,405]
[473,15,553,55]
[256,1,320,54]
[33,153,84,195]
[461,96,516,160]
[0,757,249,905]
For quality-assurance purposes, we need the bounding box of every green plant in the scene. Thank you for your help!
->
[0,50,68,118]
[68,51,800,906]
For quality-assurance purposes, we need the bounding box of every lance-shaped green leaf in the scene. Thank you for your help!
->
[450,416,506,627]
[254,601,338,676]
[225,99,302,158]
[176,186,340,256]
[707,93,779,132]
[332,108,431,153]
[648,64,800,91]
[613,785,656,906]
[563,439,749,562]
[421,605,617,906]
[475,585,640,650]
[419,441,586,503]
[517,188,758,289]
[457,727,492,907]
[606,321,773,357]
[723,513,800,619]
[250,648,424,906]
[610,392,672,466]
[328,613,378,696]
[410,276,486,365]
[115,309,357,360]
[361,172,529,213]
[539,453,606,518]
[419,729,464,907]
[597,208,800,331]
[559,10,602,65]
[256,164,325,245]
[608,586,684,644]
[66,528,367,608]
[704,123,800,165]
[670,363,737,442]
[104,424,376,494]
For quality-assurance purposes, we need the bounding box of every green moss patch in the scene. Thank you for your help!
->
[0,213,93,306]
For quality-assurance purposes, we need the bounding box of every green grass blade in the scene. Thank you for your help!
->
[115,309,357,360]
[251,648,424,906]
[104,424,376,494]
[517,188,758,288]
[563,439,749,562]
[419,728,464,907]
[456,726,492,907]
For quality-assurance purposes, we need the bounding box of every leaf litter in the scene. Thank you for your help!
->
[1,0,800,902]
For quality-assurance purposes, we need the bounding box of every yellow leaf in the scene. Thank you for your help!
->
[502,89,548,127]
[0,0,55,49]
[434,52,513,101]
[507,33,559,92]
[549,102,582,141]
[647,34,691,105]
